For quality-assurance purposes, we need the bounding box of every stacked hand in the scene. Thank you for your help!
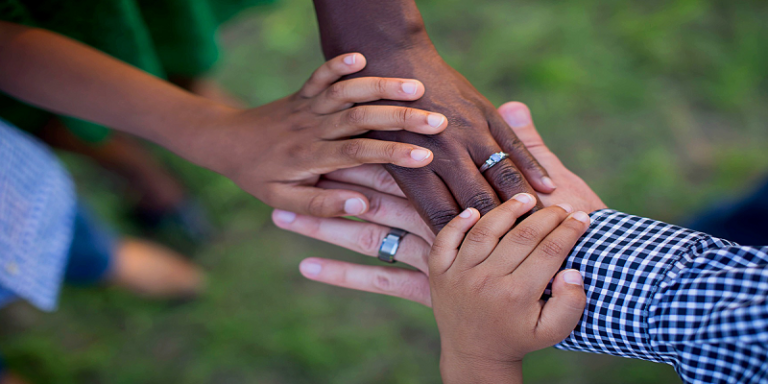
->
[353,47,558,232]
[430,197,588,383]
[272,102,606,306]
[184,53,448,217]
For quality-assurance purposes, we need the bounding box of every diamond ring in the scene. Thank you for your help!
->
[478,152,509,173]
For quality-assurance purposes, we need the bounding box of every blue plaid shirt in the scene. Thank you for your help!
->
[558,209,767,384]
[0,119,75,311]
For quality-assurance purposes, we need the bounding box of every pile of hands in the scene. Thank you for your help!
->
[202,51,607,381]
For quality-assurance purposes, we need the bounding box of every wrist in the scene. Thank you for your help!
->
[148,95,242,173]
[314,0,436,60]
[440,350,523,384]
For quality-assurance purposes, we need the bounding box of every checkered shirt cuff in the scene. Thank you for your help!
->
[554,209,768,383]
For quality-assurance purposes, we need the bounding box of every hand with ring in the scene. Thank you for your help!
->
[271,101,606,306]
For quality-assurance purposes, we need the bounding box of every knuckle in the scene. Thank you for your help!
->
[340,140,365,159]
[562,218,587,233]
[398,107,416,124]
[345,107,367,126]
[358,226,383,254]
[464,226,495,246]
[383,142,400,159]
[511,225,539,245]
[492,164,526,191]
[539,239,565,258]
[466,191,497,214]
[449,114,484,131]
[375,78,389,95]
[521,155,543,172]
[326,82,346,100]
[427,209,459,231]
[307,70,323,86]
[307,193,330,216]
[373,273,392,291]
[366,193,386,218]
[373,272,426,301]
[374,167,399,193]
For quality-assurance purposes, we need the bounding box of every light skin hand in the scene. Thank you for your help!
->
[272,101,604,305]
[0,22,449,217]
[497,102,606,213]
[430,199,588,383]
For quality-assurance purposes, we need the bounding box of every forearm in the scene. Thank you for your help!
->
[0,22,230,150]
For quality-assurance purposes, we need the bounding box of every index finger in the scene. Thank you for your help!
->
[299,53,367,98]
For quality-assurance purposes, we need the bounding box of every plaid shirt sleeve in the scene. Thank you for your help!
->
[555,209,768,384]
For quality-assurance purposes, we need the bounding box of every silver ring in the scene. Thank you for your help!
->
[378,228,407,263]
[478,152,509,173]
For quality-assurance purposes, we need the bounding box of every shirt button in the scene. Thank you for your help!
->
[5,262,19,275]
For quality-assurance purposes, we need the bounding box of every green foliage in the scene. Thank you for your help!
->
[2,0,767,382]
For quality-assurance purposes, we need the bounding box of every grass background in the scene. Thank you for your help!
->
[2,0,767,382]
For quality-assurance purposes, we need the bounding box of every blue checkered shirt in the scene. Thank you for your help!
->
[0,119,75,311]
[557,209,767,384]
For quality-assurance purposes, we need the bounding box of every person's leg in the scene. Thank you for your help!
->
[65,204,204,298]
[686,176,768,245]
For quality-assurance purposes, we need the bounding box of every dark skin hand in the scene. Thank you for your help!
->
[313,0,554,233]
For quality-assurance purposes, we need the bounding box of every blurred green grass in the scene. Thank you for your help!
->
[2,0,767,383]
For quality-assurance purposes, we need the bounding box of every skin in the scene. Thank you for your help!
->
[272,101,606,305]
[0,22,451,217]
[430,200,588,383]
[313,0,557,232]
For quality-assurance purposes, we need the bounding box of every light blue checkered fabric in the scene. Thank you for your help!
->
[558,209,768,383]
[0,118,75,311]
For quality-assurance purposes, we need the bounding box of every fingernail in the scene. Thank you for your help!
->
[503,106,532,128]
[512,193,533,204]
[344,198,367,215]
[557,203,573,213]
[563,269,583,286]
[274,210,296,224]
[542,176,556,190]
[410,148,431,161]
[427,113,445,128]
[343,54,356,65]
[459,208,472,218]
[300,261,322,276]
[572,211,590,224]
[401,81,418,95]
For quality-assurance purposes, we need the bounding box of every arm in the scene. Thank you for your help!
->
[0,21,450,217]
[275,102,768,383]
[312,1,555,232]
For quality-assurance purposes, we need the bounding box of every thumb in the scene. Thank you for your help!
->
[498,102,547,151]
[537,269,586,345]
[272,184,370,217]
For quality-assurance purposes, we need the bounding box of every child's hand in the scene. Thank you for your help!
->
[429,194,589,383]
[186,53,447,217]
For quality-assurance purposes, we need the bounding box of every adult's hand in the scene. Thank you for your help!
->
[313,0,555,232]
[272,102,606,306]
